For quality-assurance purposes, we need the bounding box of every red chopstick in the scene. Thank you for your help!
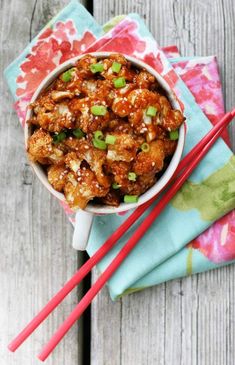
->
[37,109,235,361]
[8,110,235,357]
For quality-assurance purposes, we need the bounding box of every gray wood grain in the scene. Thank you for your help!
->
[0,1,86,364]
[92,1,235,365]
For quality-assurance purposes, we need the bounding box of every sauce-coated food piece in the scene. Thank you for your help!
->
[27,54,185,209]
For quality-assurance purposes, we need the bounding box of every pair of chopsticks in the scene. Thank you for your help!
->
[9,109,235,361]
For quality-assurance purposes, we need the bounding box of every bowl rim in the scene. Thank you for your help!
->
[25,51,185,214]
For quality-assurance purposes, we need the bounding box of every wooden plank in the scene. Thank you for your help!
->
[92,1,235,364]
[0,1,86,364]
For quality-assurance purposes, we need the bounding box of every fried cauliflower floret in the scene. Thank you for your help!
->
[134,70,157,89]
[78,142,110,188]
[31,90,76,132]
[27,129,64,164]
[64,141,110,188]
[101,54,136,82]
[162,109,185,131]
[81,79,115,107]
[48,165,68,191]
[63,137,83,152]
[31,92,55,114]
[64,169,108,209]
[111,97,133,117]
[157,95,184,131]
[64,152,81,173]
[33,104,75,133]
[109,161,156,196]
[107,133,138,162]
[133,140,165,175]
[127,89,162,136]
[69,97,110,133]
[81,80,98,96]
[75,54,98,78]
[128,89,159,109]
[109,161,130,188]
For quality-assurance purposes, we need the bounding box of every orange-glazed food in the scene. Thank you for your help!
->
[27,54,185,209]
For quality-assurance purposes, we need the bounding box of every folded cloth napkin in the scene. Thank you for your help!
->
[4,0,235,300]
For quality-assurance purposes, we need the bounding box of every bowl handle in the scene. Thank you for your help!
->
[72,210,94,251]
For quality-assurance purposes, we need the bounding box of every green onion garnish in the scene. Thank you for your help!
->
[61,68,75,82]
[146,106,157,117]
[169,130,179,140]
[94,130,104,140]
[53,131,67,143]
[140,142,150,152]
[128,172,137,181]
[73,128,85,139]
[112,62,122,73]
[105,134,116,145]
[113,77,126,89]
[91,105,107,116]
[112,182,121,189]
[92,138,107,150]
[124,195,139,203]
[90,63,104,73]
[92,130,107,150]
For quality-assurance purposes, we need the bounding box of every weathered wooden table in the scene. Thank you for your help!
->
[1,1,235,364]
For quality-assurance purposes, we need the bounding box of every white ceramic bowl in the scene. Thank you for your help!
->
[25,52,185,215]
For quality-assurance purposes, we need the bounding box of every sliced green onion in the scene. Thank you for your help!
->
[105,134,116,145]
[140,142,150,152]
[112,62,122,73]
[90,63,104,73]
[146,106,157,117]
[113,77,126,89]
[91,105,107,116]
[53,131,67,143]
[112,182,121,189]
[128,172,137,181]
[93,130,107,150]
[94,130,104,140]
[61,68,75,82]
[92,138,107,150]
[73,128,85,139]
[124,195,139,203]
[169,130,179,140]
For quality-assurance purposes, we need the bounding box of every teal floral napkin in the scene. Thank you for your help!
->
[4,1,235,300]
